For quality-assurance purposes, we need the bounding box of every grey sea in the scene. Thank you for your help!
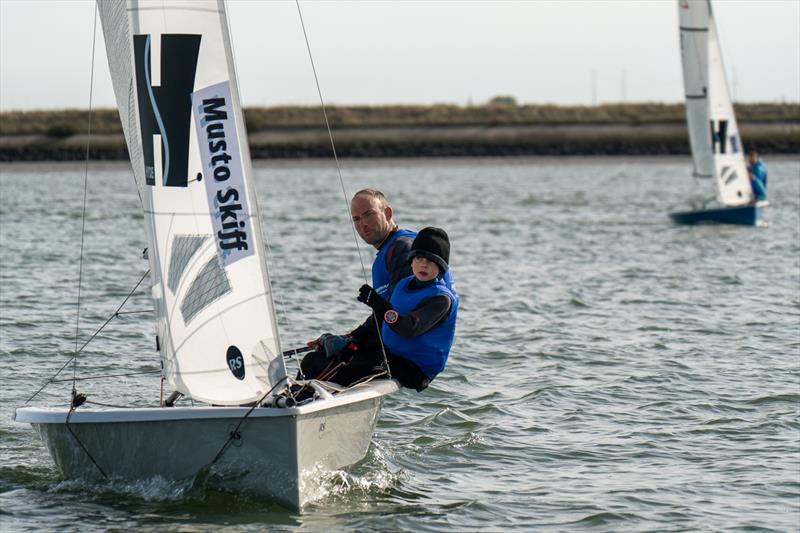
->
[1,156,798,532]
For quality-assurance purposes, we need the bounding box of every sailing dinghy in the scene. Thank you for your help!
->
[14,0,398,509]
[669,0,766,226]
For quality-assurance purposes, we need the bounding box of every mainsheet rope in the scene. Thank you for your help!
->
[294,0,392,378]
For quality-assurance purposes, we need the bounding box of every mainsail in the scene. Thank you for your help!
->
[98,0,286,405]
[678,0,753,206]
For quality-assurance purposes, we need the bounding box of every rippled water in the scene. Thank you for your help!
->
[1,156,799,531]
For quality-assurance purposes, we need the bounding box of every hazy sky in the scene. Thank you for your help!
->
[1,0,798,111]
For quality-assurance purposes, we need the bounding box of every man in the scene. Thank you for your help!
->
[748,150,768,202]
[300,189,416,376]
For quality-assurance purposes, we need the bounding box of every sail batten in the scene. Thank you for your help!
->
[99,0,286,405]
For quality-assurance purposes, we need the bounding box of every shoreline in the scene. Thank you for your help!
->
[1,122,797,162]
[3,154,798,171]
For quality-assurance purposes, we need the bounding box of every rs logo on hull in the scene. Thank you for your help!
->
[133,34,201,187]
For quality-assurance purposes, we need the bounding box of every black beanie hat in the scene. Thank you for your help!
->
[408,227,450,273]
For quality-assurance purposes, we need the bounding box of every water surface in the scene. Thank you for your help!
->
[1,156,798,531]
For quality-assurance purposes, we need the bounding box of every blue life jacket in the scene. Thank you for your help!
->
[751,160,768,200]
[373,229,416,299]
[372,228,458,298]
[381,275,459,379]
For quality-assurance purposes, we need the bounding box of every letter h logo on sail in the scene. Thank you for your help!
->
[710,119,728,155]
[133,34,201,187]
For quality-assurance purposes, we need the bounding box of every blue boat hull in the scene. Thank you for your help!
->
[669,203,764,226]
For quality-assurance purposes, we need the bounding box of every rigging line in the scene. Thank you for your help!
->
[72,1,100,398]
[294,1,368,284]
[84,399,136,409]
[74,268,151,355]
[208,376,289,467]
[263,235,301,377]
[65,406,108,479]
[51,370,160,384]
[346,369,388,388]
[26,269,151,404]
[295,0,392,379]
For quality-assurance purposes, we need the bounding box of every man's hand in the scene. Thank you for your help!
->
[357,284,392,316]
[306,334,326,348]
[309,333,352,359]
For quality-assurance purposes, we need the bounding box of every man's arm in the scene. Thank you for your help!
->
[385,237,414,292]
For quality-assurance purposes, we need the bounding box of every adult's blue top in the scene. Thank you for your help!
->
[372,228,416,299]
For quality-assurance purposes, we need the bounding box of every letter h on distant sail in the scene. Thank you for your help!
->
[133,34,201,187]
[709,119,728,155]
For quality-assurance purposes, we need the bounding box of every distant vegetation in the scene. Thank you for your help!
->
[488,95,519,106]
[1,102,797,136]
[1,103,797,160]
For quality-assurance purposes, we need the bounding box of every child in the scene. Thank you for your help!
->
[318,227,459,391]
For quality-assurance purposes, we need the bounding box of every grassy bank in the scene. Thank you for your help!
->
[1,102,797,161]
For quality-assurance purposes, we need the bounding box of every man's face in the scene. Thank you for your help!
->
[350,194,393,247]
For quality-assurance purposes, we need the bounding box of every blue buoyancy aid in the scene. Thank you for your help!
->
[751,160,768,200]
[381,275,459,379]
[373,229,416,299]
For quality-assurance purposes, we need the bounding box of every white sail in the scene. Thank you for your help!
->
[678,0,753,206]
[98,0,286,405]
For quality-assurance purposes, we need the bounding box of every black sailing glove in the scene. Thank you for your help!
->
[357,284,392,316]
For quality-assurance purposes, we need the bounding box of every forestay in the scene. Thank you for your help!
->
[98,0,285,405]
[678,0,752,206]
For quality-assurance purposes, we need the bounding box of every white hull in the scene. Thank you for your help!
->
[15,380,399,509]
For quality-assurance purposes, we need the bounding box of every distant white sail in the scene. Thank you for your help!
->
[678,0,752,206]
[98,0,285,405]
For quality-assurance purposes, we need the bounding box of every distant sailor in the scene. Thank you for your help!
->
[748,149,768,202]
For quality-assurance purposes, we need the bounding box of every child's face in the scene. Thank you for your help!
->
[412,256,439,282]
